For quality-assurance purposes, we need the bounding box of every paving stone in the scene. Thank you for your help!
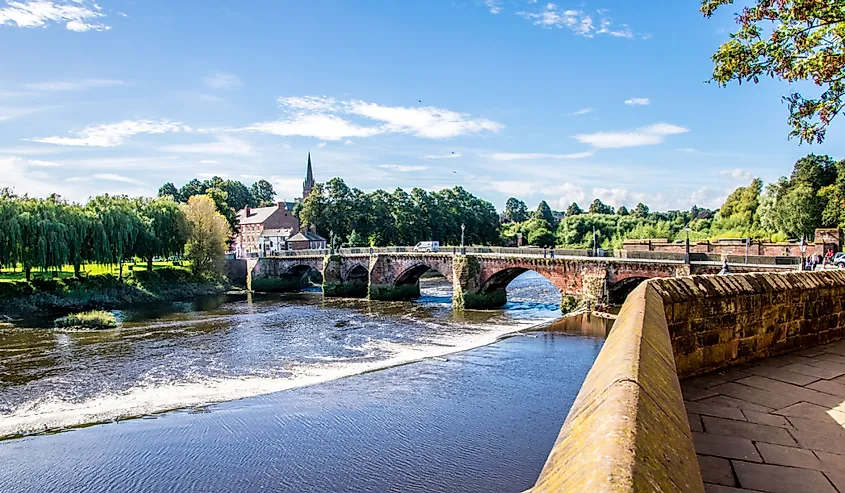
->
[809,359,845,374]
[795,348,829,358]
[776,402,845,427]
[704,486,767,493]
[684,386,721,402]
[693,432,762,462]
[686,401,747,421]
[815,450,845,472]
[756,442,825,471]
[689,412,704,432]
[686,374,730,389]
[785,416,845,437]
[742,410,791,428]
[702,416,797,447]
[714,368,754,382]
[782,363,845,380]
[815,353,845,365]
[790,428,845,455]
[700,395,774,413]
[744,365,820,386]
[759,354,818,368]
[831,374,845,386]
[807,379,845,398]
[698,454,736,486]
[824,470,845,493]
[736,376,843,408]
[708,382,801,410]
[733,460,837,493]
[821,341,845,357]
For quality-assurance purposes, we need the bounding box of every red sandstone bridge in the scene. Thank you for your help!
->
[242,247,798,309]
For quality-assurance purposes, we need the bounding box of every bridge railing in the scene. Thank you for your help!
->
[261,246,602,258]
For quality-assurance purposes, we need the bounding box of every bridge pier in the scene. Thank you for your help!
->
[368,255,424,301]
[453,256,507,309]
[322,255,368,298]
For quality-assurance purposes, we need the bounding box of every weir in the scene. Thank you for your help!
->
[240,252,793,310]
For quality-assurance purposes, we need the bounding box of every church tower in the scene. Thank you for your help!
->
[303,152,315,199]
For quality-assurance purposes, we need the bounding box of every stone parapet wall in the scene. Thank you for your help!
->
[652,271,845,378]
[531,283,703,492]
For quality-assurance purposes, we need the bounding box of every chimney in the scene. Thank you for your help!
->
[310,224,316,233]
[278,201,286,210]
[245,206,251,217]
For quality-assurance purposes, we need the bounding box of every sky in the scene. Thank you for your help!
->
[1,0,843,212]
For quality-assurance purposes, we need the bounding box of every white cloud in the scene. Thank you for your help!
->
[484,0,502,14]
[549,182,588,208]
[32,119,185,147]
[160,135,253,156]
[343,140,353,146]
[516,4,633,38]
[270,176,303,201]
[200,159,218,164]
[0,0,110,31]
[570,108,593,116]
[720,168,754,182]
[573,123,688,149]
[204,73,243,90]
[676,148,698,153]
[198,172,228,179]
[317,142,327,148]
[425,152,462,159]
[488,151,593,161]
[378,164,428,172]
[245,96,503,141]
[67,173,144,185]
[624,97,650,106]
[24,78,124,91]
[27,159,59,167]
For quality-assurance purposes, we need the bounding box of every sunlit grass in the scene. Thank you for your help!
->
[54,310,118,330]
[0,261,191,282]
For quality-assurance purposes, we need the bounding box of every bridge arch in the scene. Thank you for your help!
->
[251,260,323,292]
[607,276,650,305]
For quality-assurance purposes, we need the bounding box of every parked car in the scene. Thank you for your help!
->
[413,241,440,252]
[834,252,845,267]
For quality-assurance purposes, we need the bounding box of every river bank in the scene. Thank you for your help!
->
[0,267,230,318]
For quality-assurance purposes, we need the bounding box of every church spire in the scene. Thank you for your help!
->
[303,152,315,199]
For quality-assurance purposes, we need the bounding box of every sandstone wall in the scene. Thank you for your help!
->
[532,282,703,492]
[652,271,845,378]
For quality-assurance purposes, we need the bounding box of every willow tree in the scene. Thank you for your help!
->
[135,197,188,271]
[183,195,230,276]
[0,190,21,272]
[87,195,143,280]
[16,197,70,280]
[703,1,845,143]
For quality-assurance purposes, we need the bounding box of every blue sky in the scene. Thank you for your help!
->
[1,0,843,212]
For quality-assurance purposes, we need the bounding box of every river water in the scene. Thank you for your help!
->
[0,272,610,492]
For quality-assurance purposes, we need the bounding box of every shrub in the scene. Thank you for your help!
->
[55,310,117,330]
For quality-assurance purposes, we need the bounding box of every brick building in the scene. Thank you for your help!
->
[234,153,317,257]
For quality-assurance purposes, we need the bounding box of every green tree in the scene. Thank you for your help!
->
[157,182,181,201]
[179,179,205,200]
[87,195,144,280]
[702,0,845,143]
[183,195,230,277]
[774,183,822,237]
[534,200,556,227]
[504,197,529,223]
[249,179,276,206]
[527,227,556,248]
[298,183,329,237]
[632,202,650,218]
[136,197,188,271]
[566,202,583,216]
[790,154,837,191]
[588,198,614,215]
[617,205,629,216]
[345,229,366,247]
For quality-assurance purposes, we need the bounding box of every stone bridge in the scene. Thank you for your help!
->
[245,253,790,309]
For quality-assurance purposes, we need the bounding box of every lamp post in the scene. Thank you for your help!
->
[745,236,750,265]
[684,226,691,265]
[592,227,597,257]
[460,223,466,255]
[330,230,335,255]
[800,235,807,271]
[517,232,523,248]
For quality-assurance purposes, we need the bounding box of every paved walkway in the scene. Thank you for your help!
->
[682,340,845,493]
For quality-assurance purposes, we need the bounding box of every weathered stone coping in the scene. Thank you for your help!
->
[531,282,703,492]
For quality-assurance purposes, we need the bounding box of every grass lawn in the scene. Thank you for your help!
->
[0,261,191,282]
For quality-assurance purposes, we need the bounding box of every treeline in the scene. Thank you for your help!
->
[0,190,229,280]
[501,153,845,249]
[158,176,276,230]
[297,178,501,247]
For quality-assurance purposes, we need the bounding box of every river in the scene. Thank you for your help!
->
[0,271,610,492]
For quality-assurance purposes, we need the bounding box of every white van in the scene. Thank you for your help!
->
[413,241,440,252]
